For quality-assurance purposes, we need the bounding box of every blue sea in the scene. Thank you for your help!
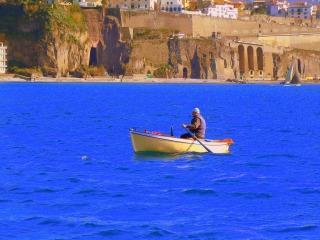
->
[1,83,320,239]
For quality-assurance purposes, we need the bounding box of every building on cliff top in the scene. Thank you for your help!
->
[160,0,183,12]
[74,0,102,7]
[0,43,7,74]
[203,4,238,19]
[108,0,156,10]
[287,2,313,19]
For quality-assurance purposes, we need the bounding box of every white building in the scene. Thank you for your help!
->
[108,0,157,10]
[160,0,183,12]
[204,4,238,19]
[0,43,7,74]
[76,0,102,7]
[287,2,313,19]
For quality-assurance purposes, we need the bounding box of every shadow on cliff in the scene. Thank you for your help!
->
[100,16,130,76]
[190,47,201,79]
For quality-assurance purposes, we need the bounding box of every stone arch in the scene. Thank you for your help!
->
[97,41,104,66]
[190,48,200,79]
[89,47,97,66]
[297,59,302,74]
[257,47,264,70]
[183,67,188,79]
[238,45,245,74]
[247,46,254,71]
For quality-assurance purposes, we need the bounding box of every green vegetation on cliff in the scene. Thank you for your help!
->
[133,28,177,40]
[0,3,86,39]
[0,3,88,75]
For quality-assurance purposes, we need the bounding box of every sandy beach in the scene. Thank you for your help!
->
[1,74,319,84]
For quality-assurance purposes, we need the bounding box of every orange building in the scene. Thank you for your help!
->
[231,1,244,10]
[183,0,198,10]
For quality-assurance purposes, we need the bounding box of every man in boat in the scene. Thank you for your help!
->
[181,108,206,139]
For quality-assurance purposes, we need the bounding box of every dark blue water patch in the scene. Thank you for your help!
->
[246,162,273,168]
[145,227,175,237]
[97,229,129,237]
[291,188,320,195]
[24,216,43,221]
[164,174,175,179]
[182,188,217,195]
[231,192,272,199]
[268,224,318,233]
[255,153,299,159]
[67,177,80,183]
[74,189,105,195]
[20,199,33,203]
[278,128,293,133]
[38,218,61,226]
[111,193,126,198]
[33,188,60,193]
[9,187,22,192]
[83,222,105,228]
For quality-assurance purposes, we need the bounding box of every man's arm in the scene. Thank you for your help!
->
[187,118,200,131]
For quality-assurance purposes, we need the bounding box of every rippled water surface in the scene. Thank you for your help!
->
[1,83,320,239]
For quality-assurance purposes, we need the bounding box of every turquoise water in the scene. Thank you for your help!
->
[1,83,320,239]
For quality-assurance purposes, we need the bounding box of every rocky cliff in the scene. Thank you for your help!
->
[126,35,237,79]
[2,5,320,81]
[0,4,90,76]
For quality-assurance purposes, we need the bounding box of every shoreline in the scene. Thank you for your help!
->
[1,75,320,84]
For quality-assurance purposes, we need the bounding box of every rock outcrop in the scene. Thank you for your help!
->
[0,4,90,76]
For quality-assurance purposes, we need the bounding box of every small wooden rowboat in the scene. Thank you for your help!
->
[130,129,234,154]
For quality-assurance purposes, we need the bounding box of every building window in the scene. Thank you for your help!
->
[174,7,176,11]
[145,4,147,7]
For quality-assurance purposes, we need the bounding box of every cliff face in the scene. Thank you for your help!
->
[272,50,320,80]
[39,26,89,76]
[126,36,236,79]
[82,10,131,76]
[0,4,90,76]
[168,38,237,79]
[100,16,130,75]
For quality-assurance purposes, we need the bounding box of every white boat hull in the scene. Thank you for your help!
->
[130,130,233,154]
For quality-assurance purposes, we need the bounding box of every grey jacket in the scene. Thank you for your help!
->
[187,114,206,138]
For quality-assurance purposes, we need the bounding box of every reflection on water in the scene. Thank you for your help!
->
[133,151,206,161]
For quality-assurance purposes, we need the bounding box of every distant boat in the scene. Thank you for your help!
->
[284,64,294,85]
[281,63,301,86]
[130,129,234,154]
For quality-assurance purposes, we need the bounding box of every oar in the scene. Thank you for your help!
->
[183,126,214,154]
